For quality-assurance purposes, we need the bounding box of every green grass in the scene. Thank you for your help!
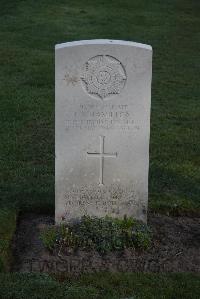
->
[0,272,199,299]
[0,0,199,215]
[0,209,17,272]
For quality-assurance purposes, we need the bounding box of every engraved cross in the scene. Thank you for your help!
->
[87,135,117,186]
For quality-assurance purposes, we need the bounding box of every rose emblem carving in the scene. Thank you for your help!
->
[81,55,126,100]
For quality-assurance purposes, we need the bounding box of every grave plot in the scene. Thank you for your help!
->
[12,213,200,274]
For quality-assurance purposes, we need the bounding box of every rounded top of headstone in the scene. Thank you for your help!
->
[55,39,152,51]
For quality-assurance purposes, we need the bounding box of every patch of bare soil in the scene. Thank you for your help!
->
[12,213,200,275]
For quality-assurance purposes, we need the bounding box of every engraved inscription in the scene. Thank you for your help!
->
[87,136,117,186]
[62,184,140,218]
[65,104,140,132]
[81,55,126,99]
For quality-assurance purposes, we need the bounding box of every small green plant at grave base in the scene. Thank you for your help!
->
[40,216,152,254]
[131,221,152,250]
[40,226,57,251]
[58,224,79,249]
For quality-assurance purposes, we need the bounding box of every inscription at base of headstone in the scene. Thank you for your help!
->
[55,40,152,223]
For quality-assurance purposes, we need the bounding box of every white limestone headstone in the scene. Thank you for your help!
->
[55,40,152,223]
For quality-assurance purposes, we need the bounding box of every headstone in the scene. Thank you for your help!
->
[55,39,152,223]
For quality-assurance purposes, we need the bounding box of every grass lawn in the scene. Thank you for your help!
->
[0,209,17,272]
[0,0,199,296]
[0,272,199,299]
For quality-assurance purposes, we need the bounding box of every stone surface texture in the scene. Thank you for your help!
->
[55,39,152,223]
